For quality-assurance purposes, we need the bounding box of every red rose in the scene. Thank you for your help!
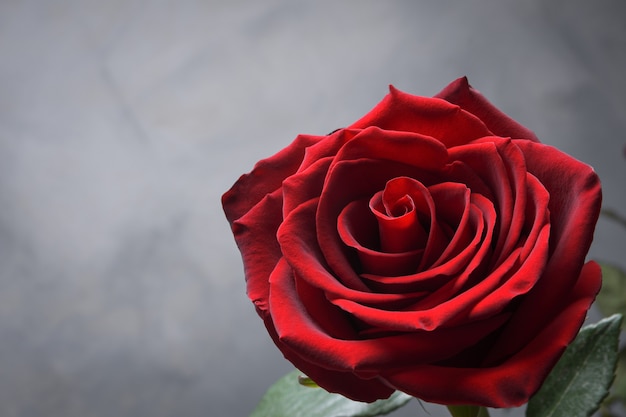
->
[222,77,602,407]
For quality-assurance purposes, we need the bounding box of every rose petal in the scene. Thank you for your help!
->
[444,160,495,203]
[282,156,333,216]
[333,194,496,331]
[222,134,322,223]
[449,137,534,271]
[317,131,448,288]
[318,159,444,290]
[332,126,449,170]
[380,261,602,408]
[426,182,473,268]
[484,139,602,359]
[298,128,358,172]
[268,258,513,376]
[435,77,540,142]
[463,172,550,320]
[369,178,429,253]
[370,177,449,269]
[229,189,284,315]
[260,286,395,402]
[338,199,424,276]
[356,181,477,294]
[348,86,493,147]
[473,137,530,266]
[280,198,437,307]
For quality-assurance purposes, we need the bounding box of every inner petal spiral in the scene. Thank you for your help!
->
[369,177,430,253]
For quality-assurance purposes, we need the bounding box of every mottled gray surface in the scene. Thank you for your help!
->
[1,1,625,416]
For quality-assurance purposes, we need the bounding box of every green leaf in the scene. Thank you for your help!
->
[606,347,626,406]
[249,369,412,417]
[597,264,626,329]
[526,314,623,417]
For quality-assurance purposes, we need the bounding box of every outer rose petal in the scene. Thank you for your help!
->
[348,86,492,147]
[435,77,540,142]
[260,266,395,403]
[228,189,284,315]
[222,134,328,313]
[222,134,323,223]
[381,261,601,407]
[486,139,602,361]
[269,249,512,383]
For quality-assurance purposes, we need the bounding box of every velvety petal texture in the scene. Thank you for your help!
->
[222,77,602,408]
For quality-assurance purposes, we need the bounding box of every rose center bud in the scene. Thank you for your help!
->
[369,177,430,253]
[388,195,413,217]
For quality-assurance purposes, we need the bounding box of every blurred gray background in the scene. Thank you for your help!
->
[0,1,625,416]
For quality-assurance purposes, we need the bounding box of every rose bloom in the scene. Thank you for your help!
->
[222,78,602,407]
